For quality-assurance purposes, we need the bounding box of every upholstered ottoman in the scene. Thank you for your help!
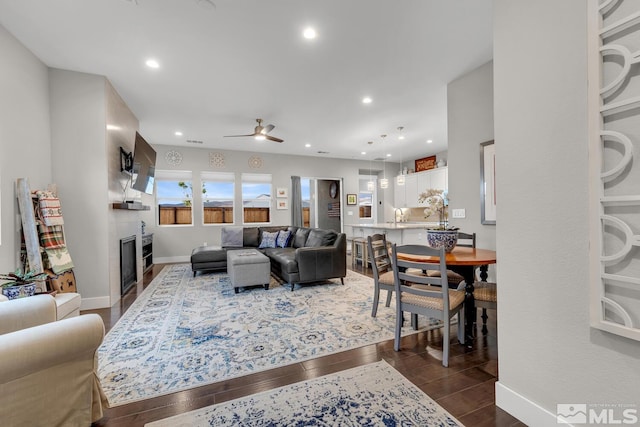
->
[191,246,227,276]
[227,250,270,293]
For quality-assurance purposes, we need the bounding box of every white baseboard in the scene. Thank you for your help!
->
[154,256,190,264]
[80,296,111,311]
[495,381,563,426]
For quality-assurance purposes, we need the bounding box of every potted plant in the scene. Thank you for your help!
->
[0,269,48,300]
[418,189,459,252]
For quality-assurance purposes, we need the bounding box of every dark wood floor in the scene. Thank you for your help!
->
[87,261,524,427]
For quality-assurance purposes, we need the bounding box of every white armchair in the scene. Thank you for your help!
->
[0,291,81,320]
[0,294,106,426]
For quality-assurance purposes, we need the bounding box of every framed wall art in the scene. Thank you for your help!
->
[415,155,437,172]
[276,187,288,198]
[480,140,496,225]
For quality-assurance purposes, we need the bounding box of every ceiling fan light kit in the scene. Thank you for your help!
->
[224,118,283,143]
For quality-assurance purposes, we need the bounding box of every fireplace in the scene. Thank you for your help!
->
[120,235,137,295]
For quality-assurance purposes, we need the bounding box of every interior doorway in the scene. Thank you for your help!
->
[300,177,343,231]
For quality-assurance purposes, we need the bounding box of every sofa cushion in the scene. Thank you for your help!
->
[243,227,260,247]
[264,248,299,274]
[54,292,81,320]
[292,228,311,248]
[258,231,279,249]
[221,226,243,247]
[305,229,337,247]
[276,230,292,248]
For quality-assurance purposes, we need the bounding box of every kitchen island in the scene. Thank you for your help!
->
[345,222,439,245]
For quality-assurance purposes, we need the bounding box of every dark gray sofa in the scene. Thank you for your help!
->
[191,225,347,291]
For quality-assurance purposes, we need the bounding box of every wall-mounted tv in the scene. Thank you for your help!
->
[130,132,156,195]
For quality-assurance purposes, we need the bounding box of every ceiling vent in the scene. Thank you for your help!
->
[186,139,203,144]
[316,151,330,154]
[373,157,385,161]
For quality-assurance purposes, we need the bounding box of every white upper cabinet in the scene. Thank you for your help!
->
[394,167,447,208]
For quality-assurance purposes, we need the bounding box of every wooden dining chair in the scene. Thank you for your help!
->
[391,244,465,367]
[426,231,476,288]
[367,234,394,317]
[467,280,497,335]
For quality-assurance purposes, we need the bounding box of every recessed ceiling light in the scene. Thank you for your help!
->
[145,59,160,69]
[386,153,392,157]
[427,139,433,144]
[175,131,183,136]
[398,135,405,140]
[303,27,317,39]
[305,143,311,148]
[106,124,121,131]
[362,97,372,104]
[361,151,366,155]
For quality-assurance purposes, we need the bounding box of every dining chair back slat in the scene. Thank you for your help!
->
[391,244,465,367]
[367,234,394,317]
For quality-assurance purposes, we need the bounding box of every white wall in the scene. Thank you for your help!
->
[49,69,110,308]
[0,24,52,273]
[105,81,142,306]
[49,70,141,310]
[494,1,640,425]
[447,61,495,253]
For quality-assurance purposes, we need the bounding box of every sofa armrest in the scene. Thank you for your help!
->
[295,234,347,282]
[0,294,57,335]
[0,313,106,425]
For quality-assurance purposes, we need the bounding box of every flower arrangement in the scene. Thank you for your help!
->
[418,189,457,230]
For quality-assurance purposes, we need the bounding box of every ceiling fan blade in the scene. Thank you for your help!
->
[265,135,283,143]
[224,134,256,138]
[263,124,275,134]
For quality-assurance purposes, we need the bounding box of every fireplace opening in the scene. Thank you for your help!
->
[120,235,137,295]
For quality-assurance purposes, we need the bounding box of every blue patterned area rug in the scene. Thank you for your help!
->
[98,264,445,406]
[145,360,463,426]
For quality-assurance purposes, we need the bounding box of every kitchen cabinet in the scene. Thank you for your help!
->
[394,167,447,208]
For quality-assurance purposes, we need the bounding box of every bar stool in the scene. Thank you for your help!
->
[352,237,368,268]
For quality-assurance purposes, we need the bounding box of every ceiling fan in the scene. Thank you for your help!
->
[224,118,283,143]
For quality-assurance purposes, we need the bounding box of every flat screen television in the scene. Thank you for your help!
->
[130,132,156,194]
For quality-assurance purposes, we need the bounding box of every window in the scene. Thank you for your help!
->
[301,178,311,227]
[241,173,272,224]
[359,192,373,218]
[202,172,235,225]
[156,170,193,226]
[358,176,375,220]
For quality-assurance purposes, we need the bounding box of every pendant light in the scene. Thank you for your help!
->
[379,135,388,189]
[380,163,389,188]
[396,127,405,185]
[396,153,405,185]
[367,151,375,191]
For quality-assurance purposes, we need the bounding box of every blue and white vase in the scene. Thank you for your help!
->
[426,230,458,253]
[2,283,37,299]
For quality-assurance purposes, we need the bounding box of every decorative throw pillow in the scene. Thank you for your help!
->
[293,228,311,248]
[221,226,243,247]
[276,230,292,248]
[258,231,279,249]
[305,229,337,247]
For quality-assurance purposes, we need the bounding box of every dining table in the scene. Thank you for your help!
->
[395,246,497,349]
